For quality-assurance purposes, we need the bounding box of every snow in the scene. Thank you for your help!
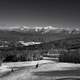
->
[33,62,80,72]
[19,41,41,46]
[3,60,53,68]
[2,60,80,73]
[0,65,11,73]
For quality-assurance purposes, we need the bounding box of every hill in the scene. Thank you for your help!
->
[0,30,69,42]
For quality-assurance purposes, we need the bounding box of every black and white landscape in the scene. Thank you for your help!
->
[0,0,80,80]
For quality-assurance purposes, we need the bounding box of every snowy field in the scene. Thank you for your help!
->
[2,60,53,68]
[1,60,80,80]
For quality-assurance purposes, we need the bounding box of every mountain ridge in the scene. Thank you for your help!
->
[0,25,80,34]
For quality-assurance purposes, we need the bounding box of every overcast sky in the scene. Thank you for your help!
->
[0,0,80,28]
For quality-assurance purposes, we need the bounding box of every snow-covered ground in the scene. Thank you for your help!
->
[0,60,53,75]
[0,65,11,73]
[1,60,80,75]
[1,61,80,80]
[33,62,80,72]
[2,60,80,72]
[2,60,53,68]
[19,41,41,46]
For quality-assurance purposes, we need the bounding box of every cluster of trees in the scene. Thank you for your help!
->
[0,35,80,63]
[59,49,80,63]
[0,50,43,62]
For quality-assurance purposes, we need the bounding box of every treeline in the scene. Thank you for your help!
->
[0,34,80,63]
[59,49,80,63]
[0,40,54,62]
[0,50,43,62]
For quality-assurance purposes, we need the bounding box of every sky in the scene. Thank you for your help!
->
[0,0,80,28]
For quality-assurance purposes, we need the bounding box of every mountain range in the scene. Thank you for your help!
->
[0,26,80,34]
[0,25,79,42]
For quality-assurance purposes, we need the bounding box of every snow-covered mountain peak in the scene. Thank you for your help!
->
[0,25,80,34]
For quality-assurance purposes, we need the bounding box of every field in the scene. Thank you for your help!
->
[0,60,80,80]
